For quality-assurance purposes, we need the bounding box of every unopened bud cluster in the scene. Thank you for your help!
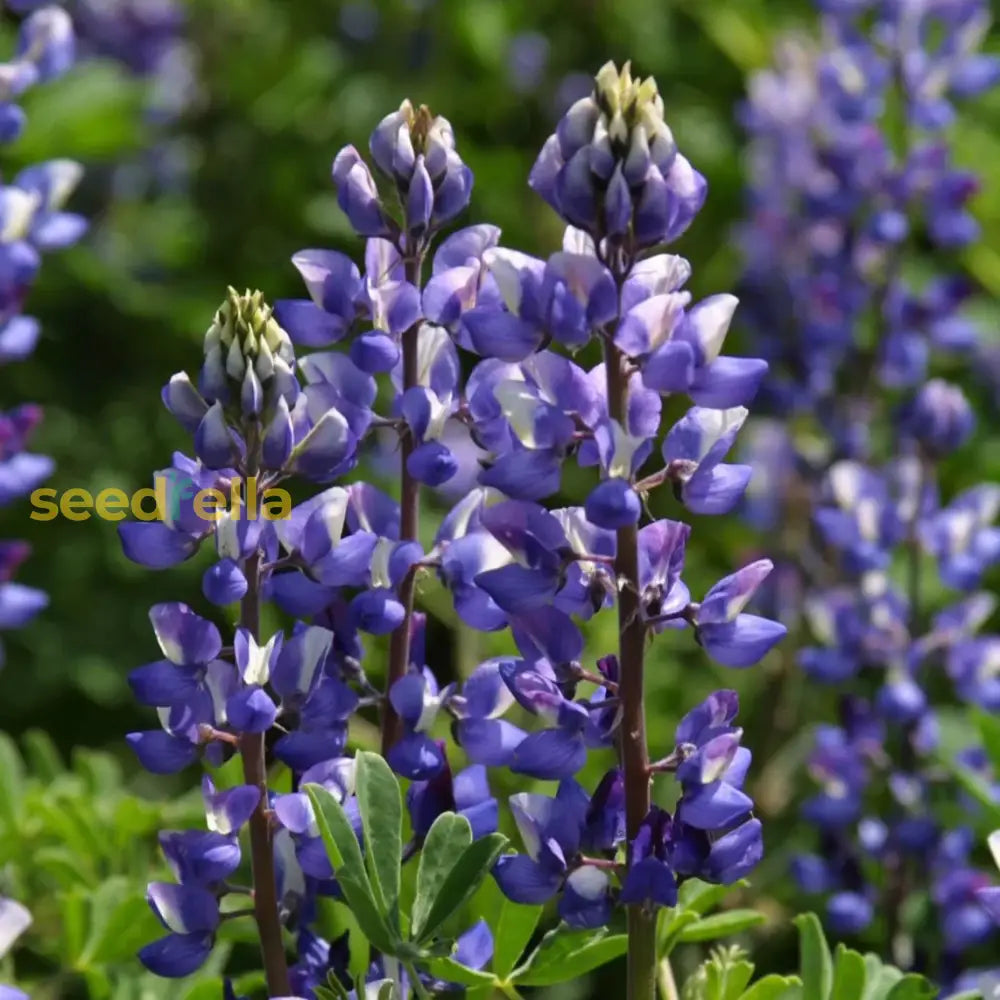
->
[201,287,297,419]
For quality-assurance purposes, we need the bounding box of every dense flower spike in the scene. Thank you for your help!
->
[122,60,779,1000]
[0,9,86,993]
[740,0,1000,987]
[0,7,85,663]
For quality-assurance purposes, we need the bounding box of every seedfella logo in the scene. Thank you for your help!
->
[29,471,292,522]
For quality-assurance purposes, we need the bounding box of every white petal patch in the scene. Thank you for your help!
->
[243,631,280,686]
[371,537,395,590]
[494,380,542,448]
[0,898,31,959]
[566,865,610,899]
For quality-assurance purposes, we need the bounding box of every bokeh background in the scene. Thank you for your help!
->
[4,0,1000,996]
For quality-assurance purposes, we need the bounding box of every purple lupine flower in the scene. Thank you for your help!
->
[122,58,782,992]
[492,780,614,928]
[694,560,787,667]
[385,670,453,779]
[661,407,753,516]
[529,61,703,247]
[620,806,677,909]
[0,10,85,698]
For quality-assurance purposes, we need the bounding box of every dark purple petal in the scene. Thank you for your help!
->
[118,522,202,569]
[462,307,543,362]
[689,357,768,408]
[226,686,277,733]
[510,728,587,780]
[559,866,612,928]
[138,932,214,978]
[620,857,678,909]
[147,882,220,935]
[699,615,786,668]
[126,731,198,774]
[677,781,754,831]
[585,478,641,529]
[492,855,561,904]
[387,733,446,780]
[457,718,526,766]
[273,298,348,347]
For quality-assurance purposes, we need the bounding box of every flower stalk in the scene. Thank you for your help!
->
[604,337,656,1000]
[239,447,291,992]
[382,252,425,755]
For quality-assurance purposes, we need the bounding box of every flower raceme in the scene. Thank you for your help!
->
[739,0,1000,985]
[118,61,784,997]
[0,7,86,996]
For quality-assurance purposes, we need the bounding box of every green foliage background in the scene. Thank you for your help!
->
[3,0,1000,996]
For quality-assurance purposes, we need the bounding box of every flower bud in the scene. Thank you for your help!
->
[531,61,696,247]
[200,287,297,421]
[901,378,974,457]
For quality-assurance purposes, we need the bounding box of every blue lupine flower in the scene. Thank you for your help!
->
[406,754,498,842]
[694,560,787,667]
[122,59,782,991]
[385,670,454,779]
[493,781,614,928]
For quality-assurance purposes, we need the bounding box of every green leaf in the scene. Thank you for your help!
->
[861,960,903,1000]
[884,975,937,1000]
[80,882,160,964]
[679,878,749,915]
[183,979,227,1000]
[714,959,755,1000]
[411,812,472,940]
[974,707,1000,773]
[492,894,543,979]
[22,728,63,781]
[514,927,628,987]
[0,733,24,830]
[354,751,403,926]
[414,833,507,944]
[687,955,756,1000]
[831,945,867,1000]
[739,976,804,1000]
[16,60,146,161]
[305,784,399,956]
[794,913,832,1000]
[61,889,89,963]
[678,909,766,943]
[658,907,703,957]
[424,956,497,987]
[940,753,1000,825]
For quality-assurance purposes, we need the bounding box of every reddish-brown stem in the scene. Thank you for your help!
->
[381,253,424,754]
[604,337,657,1000]
[239,547,291,994]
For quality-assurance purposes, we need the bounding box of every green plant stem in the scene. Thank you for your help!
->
[657,956,680,1000]
[239,546,291,994]
[604,336,657,1000]
[404,960,431,999]
[381,252,424,755]
[498,984,527,999]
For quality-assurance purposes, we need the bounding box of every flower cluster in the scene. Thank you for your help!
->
[120,61,783,996]
[8,0,194,120]
[492,690,761,928]
[738,0,1000,983]
[0,5,85,665]
[0,6,86,997]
